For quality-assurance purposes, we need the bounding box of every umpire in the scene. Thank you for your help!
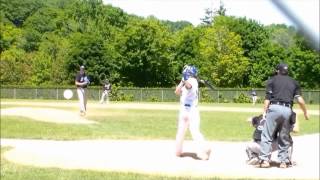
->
[258,63,309,168]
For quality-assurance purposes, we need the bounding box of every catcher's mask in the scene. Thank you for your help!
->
[252,114,263,127]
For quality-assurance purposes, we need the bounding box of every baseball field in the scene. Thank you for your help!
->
[1,99,319,180]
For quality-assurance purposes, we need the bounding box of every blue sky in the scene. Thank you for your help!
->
[103,0,319,40]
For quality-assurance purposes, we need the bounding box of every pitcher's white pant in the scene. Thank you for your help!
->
[176,105,207,156]
[100,90,109,104]
[77,88,87,113]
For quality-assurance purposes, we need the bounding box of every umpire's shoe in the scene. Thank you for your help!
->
[256,160,270,168]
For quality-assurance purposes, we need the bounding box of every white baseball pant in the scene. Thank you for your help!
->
[100,90,109,104]
[77,88,87,113]
[176,105,207,156]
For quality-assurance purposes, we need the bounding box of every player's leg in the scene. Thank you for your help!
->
[100,91,106,103]
[84,88,88,112]
[259,106,279,167]
[106,91,109,104]
[253,96,257,105]
[288,145,293,162]
[246,142,260,159]
[77,88,85,115]
[278,109,292,168]
[189,108,210,160]
[189,108,205,142]
[176,109,189,157]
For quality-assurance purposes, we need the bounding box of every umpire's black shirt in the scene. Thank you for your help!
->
[265,74,301,106]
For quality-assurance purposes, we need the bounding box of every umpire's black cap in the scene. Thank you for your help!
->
[276,63,289,75]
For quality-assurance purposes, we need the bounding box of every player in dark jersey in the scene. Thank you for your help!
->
[75,65,90,116]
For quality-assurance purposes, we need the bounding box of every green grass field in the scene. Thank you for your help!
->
[1,105,319,141]
[1,100,319,180]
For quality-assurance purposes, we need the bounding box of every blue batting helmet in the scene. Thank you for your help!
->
[182,65,198,78]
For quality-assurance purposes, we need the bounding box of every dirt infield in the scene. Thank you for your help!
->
[1,134,319,179]
[1,107,96,124]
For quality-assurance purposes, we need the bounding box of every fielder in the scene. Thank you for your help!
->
[75,65,90,116]
[174,65,211,160]
[251,89,258,105]
[100,79,112,104]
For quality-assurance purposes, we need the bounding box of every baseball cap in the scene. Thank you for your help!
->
[80,65,85,70]
[276,63,288,75]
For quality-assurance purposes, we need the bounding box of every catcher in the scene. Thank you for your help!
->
[246,112,297,165]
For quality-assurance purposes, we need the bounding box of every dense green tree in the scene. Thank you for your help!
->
[0,0,318,88]
[199,26,249,87]
[118,18,175,87]
[173,26,201,79]
[161,20,193,32]
[66,32,120,85]
[23,7,62,34]
[213,16,268,57]
[288,47,320,88]
[30,33,71,85]
[1,0,44,27]
[249,42,287,87]
[0,23,24,53]
[0,48,32,84]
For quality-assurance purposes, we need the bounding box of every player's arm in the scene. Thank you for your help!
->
[75,75,87,86]
[75,80,86,86]
[184,80,192,89]
[294,81,309,120]
[175,81,184,95]
[263,99,270,118]
[263,79,272,118]
[296,96,309,120]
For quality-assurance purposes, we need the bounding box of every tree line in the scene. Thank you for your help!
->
[1,0,319,88]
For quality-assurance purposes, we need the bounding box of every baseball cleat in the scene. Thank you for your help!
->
[197,149,211,160]
[247,157,259,165]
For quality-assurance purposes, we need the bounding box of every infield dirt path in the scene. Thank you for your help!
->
[1,134,319,179]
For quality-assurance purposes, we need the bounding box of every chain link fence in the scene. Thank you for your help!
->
[1,87,319,104]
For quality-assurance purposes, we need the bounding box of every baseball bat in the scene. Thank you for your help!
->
[197,77,216,90]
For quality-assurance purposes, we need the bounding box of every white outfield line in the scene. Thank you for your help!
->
[1,101,319,115]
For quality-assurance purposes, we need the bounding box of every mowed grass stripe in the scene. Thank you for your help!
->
[1,108,319,141]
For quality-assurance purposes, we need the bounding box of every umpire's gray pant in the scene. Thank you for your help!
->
[259,104,292,163]
[247,141,293,161]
